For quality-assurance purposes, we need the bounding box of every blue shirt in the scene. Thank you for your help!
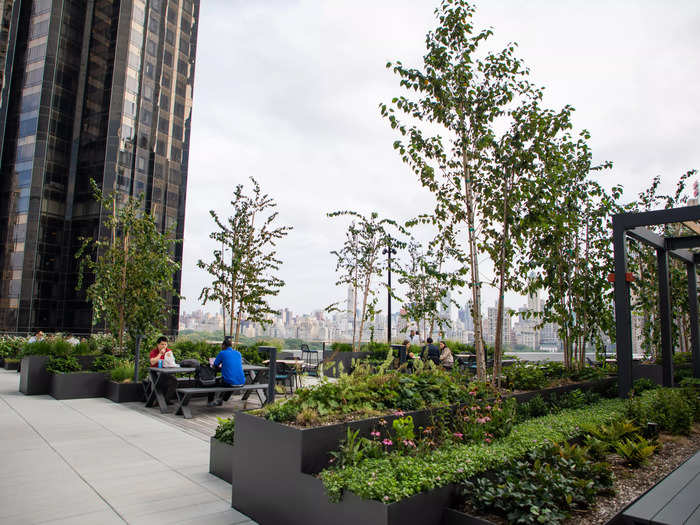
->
[213,347,245,386]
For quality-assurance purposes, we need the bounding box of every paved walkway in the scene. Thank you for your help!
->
[0,370,256,525]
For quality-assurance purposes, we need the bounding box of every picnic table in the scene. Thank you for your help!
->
[145,366,196,413]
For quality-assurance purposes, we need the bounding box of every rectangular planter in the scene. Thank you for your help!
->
[4,360,19,371]
[105,381,145,403]
[19,355,51,395]
[0,357,4,367]
[632,363,663,385]
[50,372,107,400]
[209,437,234,483]
[231,377,615,525]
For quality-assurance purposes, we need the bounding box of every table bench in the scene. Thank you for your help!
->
[174,384,268,419]
[618,450,700,524]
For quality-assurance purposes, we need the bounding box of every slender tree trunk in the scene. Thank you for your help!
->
[493,174,511,387]
[118,231,129,352]
[463,147,485,381]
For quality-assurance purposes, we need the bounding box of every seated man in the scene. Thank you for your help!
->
[208,337,246,406]
[421,337,440,365]
[149,336,177,402]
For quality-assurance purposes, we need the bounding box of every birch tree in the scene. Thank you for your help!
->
[198,178,291,345]
[380,0,533,380]
[76,183,180,352]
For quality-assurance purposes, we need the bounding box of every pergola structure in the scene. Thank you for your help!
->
[613,205,700,397]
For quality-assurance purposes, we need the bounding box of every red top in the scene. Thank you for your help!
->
[150,348,170,361]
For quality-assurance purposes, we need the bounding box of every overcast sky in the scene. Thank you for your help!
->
[181,0,700,316]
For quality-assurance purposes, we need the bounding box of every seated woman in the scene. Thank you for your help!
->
[439,341,454,369]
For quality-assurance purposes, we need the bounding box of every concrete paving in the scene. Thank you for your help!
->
[0,369,256,525]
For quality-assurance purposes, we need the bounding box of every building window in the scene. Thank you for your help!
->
[146,39,157,56]
[125,74,139,94]
[144,61,155,79]
[170,146,180,162]
[159,93,169,110]
[158,117,168,133]
[173,102,184,118]
[143,84,153,101]
[163,50,172,66]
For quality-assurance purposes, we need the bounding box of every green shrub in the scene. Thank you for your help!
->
[569,366,607,382]
[364,342,391,360]
[0,336,26,358]
[92,355,117,371]
[516,394,549,421]
[461,442,613,525]
[320,398,625,503]
[504,362,548,390]
[626,388,694,435]
[330,342,354,353]
[632,377,659,395]
[109,360,135,382]
[214,416,235,445]
[46,356,81,374]
[539,361,567,380]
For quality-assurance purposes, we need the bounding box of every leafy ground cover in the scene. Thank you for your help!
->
[319,397,626,503]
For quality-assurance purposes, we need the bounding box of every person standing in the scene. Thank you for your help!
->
[208,337,246,406]
[410,330,421,345]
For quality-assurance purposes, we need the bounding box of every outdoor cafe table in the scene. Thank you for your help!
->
[145,366,196,413]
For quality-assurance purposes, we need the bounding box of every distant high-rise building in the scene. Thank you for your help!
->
[0,0,199,333]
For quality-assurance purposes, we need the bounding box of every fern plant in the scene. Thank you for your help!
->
[615,435,659,468]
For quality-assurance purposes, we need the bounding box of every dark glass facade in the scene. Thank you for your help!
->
[0,0,198,334]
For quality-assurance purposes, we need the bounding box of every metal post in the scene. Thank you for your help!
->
[656,249,674,386]
[686,263,700,378]
[383,243,396,344]
[259,346,276,404]
[613,219,633,397]
[133,334,142,383]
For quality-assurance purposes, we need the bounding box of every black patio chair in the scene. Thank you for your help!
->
[301,344,320,376]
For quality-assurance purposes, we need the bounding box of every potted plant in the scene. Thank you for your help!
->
[104,359,145,403]
[48,356,108,400]
[210,417,235,482]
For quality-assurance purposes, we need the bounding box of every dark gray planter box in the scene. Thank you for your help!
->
[0,357,4,367]
[105,381,145,403]
[632,364,663,385]
[4,360,19,371]
[507,377,616,404]
[50,372,107,400]
[19,355,51,395]
[231,378,615,525]
[210,437,234,483]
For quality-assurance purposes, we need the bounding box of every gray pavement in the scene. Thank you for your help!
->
[0,369,256,525]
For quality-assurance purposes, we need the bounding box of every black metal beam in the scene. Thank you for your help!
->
[626,227,695,263]
[656,249,674,387]
[666,235,700,250]
[688,263,700,379]
[614,205,700,229]
[613,216,633,397]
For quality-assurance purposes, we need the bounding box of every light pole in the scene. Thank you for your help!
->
[383,242,396,344]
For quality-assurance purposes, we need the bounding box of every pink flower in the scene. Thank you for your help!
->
[453,432,463,439]
[484,437,492,444]
[370,431,381,438]
[379,419,387,426]
[383,496,390,502]
[469,390,477,396]
[476,417,486,424]
[403,439,416,448]
[393,410,405,416]
[485,405,492,411]
[382,439,393,446]
[471,406,479,412]
[484,416,491,422]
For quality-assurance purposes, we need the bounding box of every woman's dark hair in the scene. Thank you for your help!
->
[156,336,168,344]
[402,339,410,346]
[222,337,233,348]
[426,337,433,344]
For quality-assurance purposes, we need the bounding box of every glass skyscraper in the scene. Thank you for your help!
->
[0,0,199,334]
